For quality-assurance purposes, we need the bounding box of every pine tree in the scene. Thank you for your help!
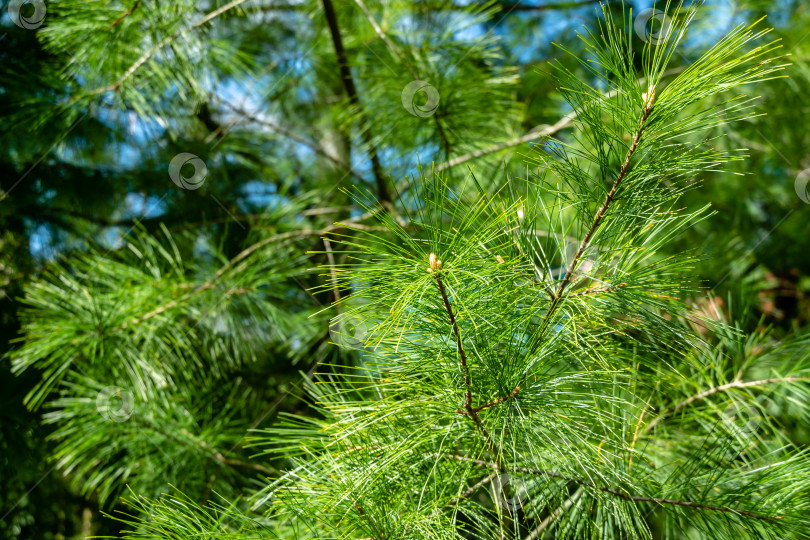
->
[234,7,810,537]
[6,1,810,539]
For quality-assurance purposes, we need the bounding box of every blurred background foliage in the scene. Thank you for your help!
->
[0,0,808,537]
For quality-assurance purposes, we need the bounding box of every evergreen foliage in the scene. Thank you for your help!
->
[233,7,809,537]
[2,0,810,538]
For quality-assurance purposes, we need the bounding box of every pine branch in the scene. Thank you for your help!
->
[218,100,369,183]
[109,0,141,29]
[322,0,391,203]
[524,86,657,356]
[643,375,810,434]
[122,210,382,329]
[523,487,583,540]
[353,0,453,158]
[454,458,784,522]
[400,67,686,181]
[553,88,656,301]
[429,254,501,465]
[485,86,660,408]
[79,0,251,99]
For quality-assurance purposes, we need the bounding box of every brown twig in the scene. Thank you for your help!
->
[434,274,472,410]
[452,457,783,522]
[80,0,250,100]
[353,0,452,160]
[642,375,810,434]
[109,0,140,28]
[428,254,501,465]
[446,472,500,508]
[322,0,390,203]
[470,385,522,414]
[568,282,627,297]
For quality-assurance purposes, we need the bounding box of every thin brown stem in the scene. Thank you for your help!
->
[514,89,657,393]
[322,0,390,203]
[643,375,810,434]
[471,385,522,414]
[109,0,140,29]
[430,260,501,465]
[568,282,627,297]
[523,487,583,540]
[433,273,472,411]
[453,457,783,522]
[446,472,500,508]
[353,0,452,159]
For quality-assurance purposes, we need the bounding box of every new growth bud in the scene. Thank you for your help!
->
[641,84,656,108]
[428,252,442,273]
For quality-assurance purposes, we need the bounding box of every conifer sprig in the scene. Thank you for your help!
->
[240,4,808,539]
[9,1,808,538]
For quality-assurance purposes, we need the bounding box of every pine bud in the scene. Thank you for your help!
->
[496,255,504,264]
[642,84,656,108]
[428,252,442,273]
